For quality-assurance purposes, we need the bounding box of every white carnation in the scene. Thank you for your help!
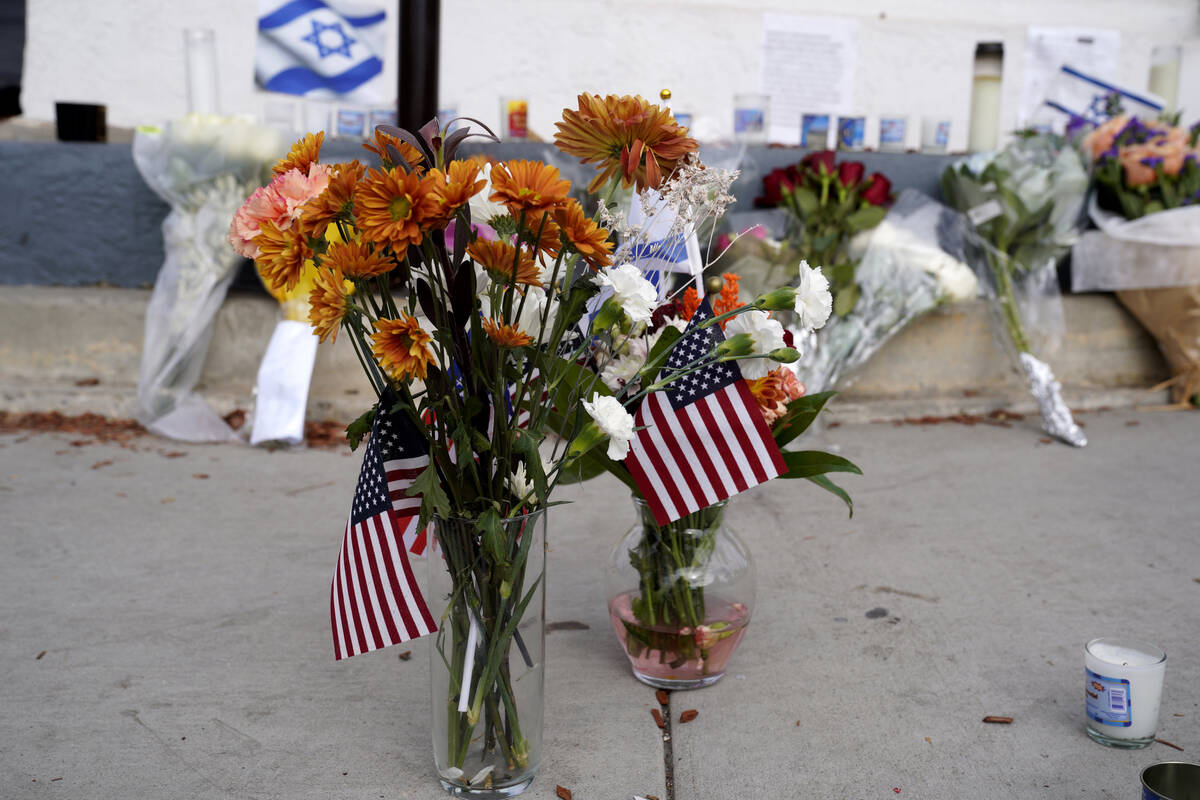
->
[794,260,833,331]
[600,337,648,391]
[468,162,507,226]
[482,286,557,337]
[581,393,636,460]
[598,263,657,326]
[724,309,785,379]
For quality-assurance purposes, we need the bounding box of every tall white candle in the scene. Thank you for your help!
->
[1084,638,1166,747]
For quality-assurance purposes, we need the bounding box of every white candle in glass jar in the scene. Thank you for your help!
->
[1084,638,1166,746]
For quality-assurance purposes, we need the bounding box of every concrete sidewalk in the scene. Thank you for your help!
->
[1,410,1197,799]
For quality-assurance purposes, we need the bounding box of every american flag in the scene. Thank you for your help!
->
[330,404,437,660]
[625,300,786,525]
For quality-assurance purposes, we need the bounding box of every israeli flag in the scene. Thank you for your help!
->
[1044,64,1163,127]
[626,189,705,299]
[256,0,388,102]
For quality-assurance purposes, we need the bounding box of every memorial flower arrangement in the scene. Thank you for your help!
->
[229,93,822,795]
[1083,115,1200,219]
[755,150,892,316]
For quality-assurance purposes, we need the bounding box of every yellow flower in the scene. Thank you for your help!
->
[552,199,613,269]
[273,132,325,177]
[488,160,570,221]
[482,317,533,348]
[372,316,435,382]
[308,267,352,343]
[353,166,441,250]
[554,93,698,192]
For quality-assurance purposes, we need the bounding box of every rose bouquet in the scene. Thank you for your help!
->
[230,93,818,794]
[754,150,892,316]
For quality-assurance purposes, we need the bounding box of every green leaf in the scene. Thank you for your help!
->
[793,186,819,216]
[833,283,860,317]
[345,407,376,451]
[811,231,838,253]
[637,325,683,386]
[477,508,506,565]
[409,465,451,520]
[772,390,836,448]
[843,204,886,232]
[805,474,854,517]
[555,448,611,485]
[778,449,863,478]
[828,261,856,287]
[511,430,547,499]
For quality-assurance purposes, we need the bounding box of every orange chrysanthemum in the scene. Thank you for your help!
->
[488,159,571,221]
[323,239,394,279]
[308,267,351,343]
[526,218,563,260]
[371,316,435,382]
[255,219,313,293]
[713,272,744,326]
[427,159,487,225]
[362,129,425,171]
[554,93,699,192]
[299,160,364,238]
[552,199,613,269]
[747,367,806,425]
[273,132,325,176]
[679,286,701,321]
[353,166,441,249]
[481,317,534,348]
[467,239,541,286]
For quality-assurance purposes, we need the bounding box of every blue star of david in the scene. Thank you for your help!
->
[302,19,357,59]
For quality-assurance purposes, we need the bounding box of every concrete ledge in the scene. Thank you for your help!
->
[0,286,1170,424]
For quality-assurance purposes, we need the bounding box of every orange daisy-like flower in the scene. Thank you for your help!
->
[362,129,425,171]
[747,367,806,425]
[552,199,613,269]
[273,132,325,177]
[353,166,441,250]
[713,272,744,324]
[525,217,563,260]
[323,239,394,280]
[299,160,365,238]
[255,219,313,293]
[554,93,699,192]
[371,316,435,382]
[428,159,487,225]
[308,267,351,343]
[488,160,571,221]
[468,239,541,286]
[481,317,534,348]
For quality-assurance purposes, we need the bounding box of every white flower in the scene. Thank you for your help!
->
[724,309,785,379]
[794,260,833,330]
[582,393,636,460]
[482,286,558,337]
[600,337,648,391]
[468,163,507,226]
[598,263,657,326]
[507,462,534,501]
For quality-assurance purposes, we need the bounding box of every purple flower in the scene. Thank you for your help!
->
[1098,147,1119,161]
[1065,114,1091,139]
[1140,155,1165,168]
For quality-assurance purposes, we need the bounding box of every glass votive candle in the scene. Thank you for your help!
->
[501,97,529,140]
[1084,637,1166,749]
[801,113,830,149]
[921,117,951,152]
[837,116,865,150]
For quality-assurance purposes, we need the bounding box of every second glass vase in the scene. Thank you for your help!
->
[606,497,755,689]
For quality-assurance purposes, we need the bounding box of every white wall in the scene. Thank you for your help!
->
[21,0,1200,151]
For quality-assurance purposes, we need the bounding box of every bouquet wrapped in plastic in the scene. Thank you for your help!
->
[941,133,1089,445]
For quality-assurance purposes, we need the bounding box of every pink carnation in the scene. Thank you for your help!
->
[227,163,333,259]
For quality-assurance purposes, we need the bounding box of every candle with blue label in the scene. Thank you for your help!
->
[1084,638,1166,748]
[837,116,864,151]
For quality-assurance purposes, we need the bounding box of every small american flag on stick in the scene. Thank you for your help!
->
[331,403,436,660]
[626,299,786,525]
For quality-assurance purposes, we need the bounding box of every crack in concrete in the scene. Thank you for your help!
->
[659,689,675,800]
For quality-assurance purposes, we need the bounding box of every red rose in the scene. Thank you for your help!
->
[802,149,837,176]
[754,166,798,207]
[860,172,892,205]
[837,160,865,189]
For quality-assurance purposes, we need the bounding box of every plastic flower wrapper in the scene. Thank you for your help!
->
[132,114,286,442]
[792,189,979,395]
[941,133,1088,446]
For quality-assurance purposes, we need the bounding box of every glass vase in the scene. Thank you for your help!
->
[428,510,546,797]
[606,497,755,689]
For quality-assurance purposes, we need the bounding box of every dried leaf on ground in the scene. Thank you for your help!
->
[679,709,699,723]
